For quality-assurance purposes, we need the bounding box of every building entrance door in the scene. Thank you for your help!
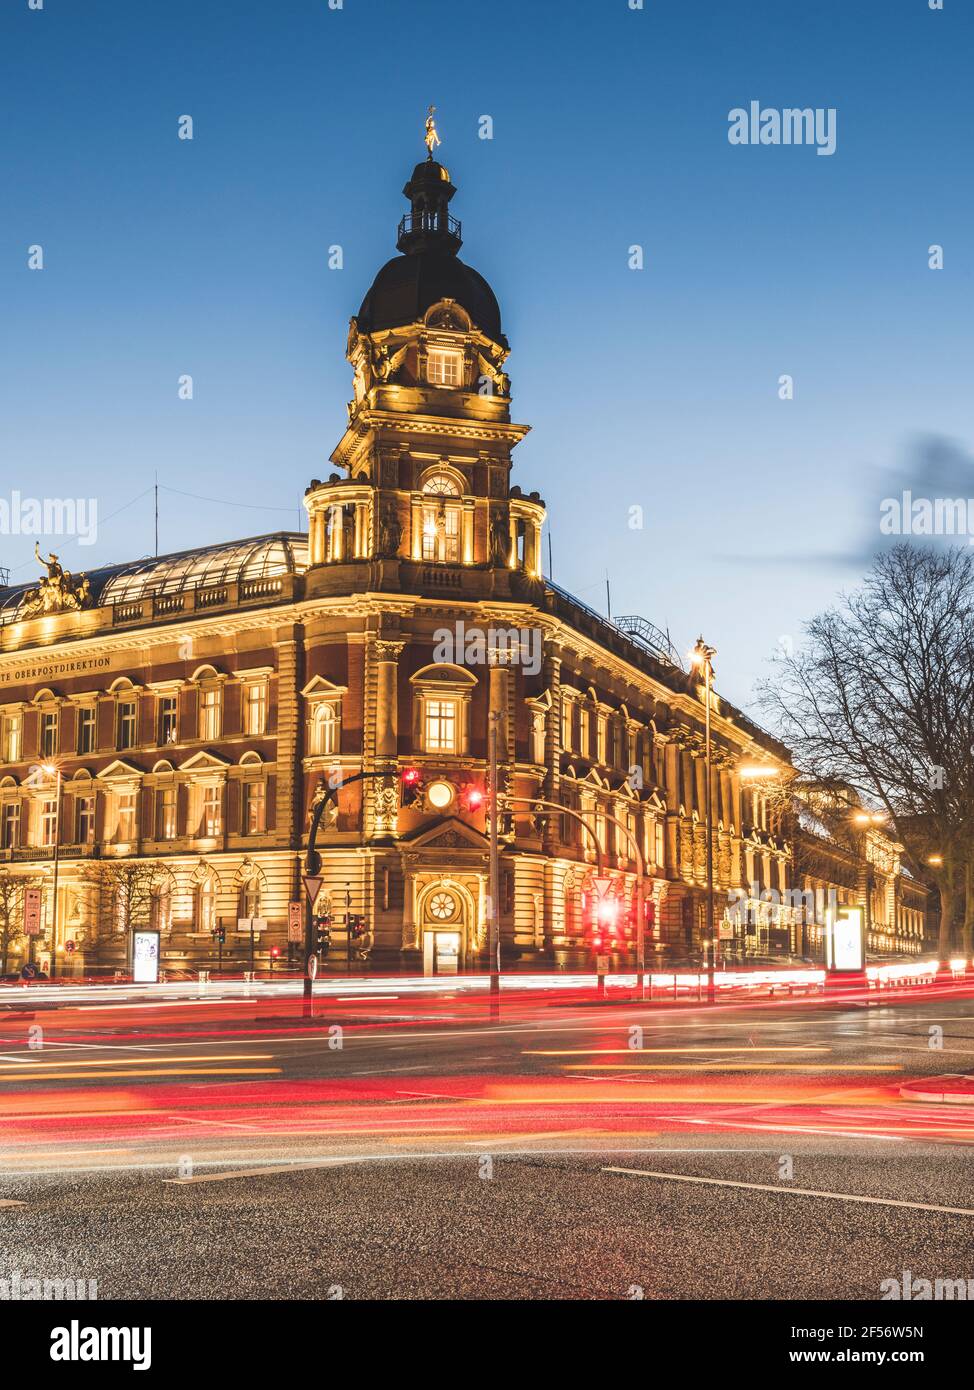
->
[419,884,468,976]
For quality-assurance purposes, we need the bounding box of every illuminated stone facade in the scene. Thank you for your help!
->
[0,151,930,975]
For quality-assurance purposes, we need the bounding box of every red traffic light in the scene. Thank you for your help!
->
[464,786,484,811]
[400,767,423,807]
[270,946,281,958]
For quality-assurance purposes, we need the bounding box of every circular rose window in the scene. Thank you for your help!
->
[428,891,457,921]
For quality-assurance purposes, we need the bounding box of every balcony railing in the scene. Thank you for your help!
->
[397,211,461,241]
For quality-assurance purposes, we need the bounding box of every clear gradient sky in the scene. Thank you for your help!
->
[2,0,971,709]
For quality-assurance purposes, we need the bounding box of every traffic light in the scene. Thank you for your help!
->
[269,946,281,959]
[400,767,423,807]
[348,914,367,940]
[314,914,332,955]
[213,925,226,945]
[462,784,484,813]
[584,892,621,950]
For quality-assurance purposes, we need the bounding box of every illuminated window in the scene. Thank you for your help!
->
[421,474,460,496]
[40,711,58,758]
[311,701,341,756]
[117,700,137,751]
[196,878,218,933]
[2,714,22,763]
[156,786,177,840]
[201,785,222,837]
[240,879,261,919]
[158,696,178,745]
[2,802,21,849]
[424,698,458,753]
[150,885,172,932]
[40,799,57,847]
[76,795,95,844]
[579,706,590,757]
[77,706,96,755]
[560,698,573,752]
[117,792,137,843]
[199,687,222,741]
[245,682,267,736]
[242,781,266,835]
[426,348,462,386]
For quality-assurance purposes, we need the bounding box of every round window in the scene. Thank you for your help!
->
[426,779,455,811]
[428,891,457,921]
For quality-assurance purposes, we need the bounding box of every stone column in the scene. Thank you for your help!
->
[410,494,423,561]
[461,498,475,565]
[372,638,404,839]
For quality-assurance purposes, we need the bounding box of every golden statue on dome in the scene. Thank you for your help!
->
[424,105,441,158]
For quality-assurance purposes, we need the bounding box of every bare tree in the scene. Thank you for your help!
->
[759,545,974,957]
[0,870,45,975]
[85,860,169,959]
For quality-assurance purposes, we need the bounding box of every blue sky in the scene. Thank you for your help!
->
[2,0,971,708]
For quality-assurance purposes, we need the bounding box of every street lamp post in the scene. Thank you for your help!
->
[690,639,717,1002]
[488,711,501,1004]
[41,763,63,980]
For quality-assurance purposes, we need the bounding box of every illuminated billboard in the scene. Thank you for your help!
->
[133,929,161,984]
[826,908,864,972]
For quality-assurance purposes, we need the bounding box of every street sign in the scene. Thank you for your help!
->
[591,877,614,900]
[303,876,324,907]
[24,887,42,937]
[595,954,609,976]
[287,901,303,943]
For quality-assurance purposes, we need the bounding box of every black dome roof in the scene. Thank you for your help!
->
[356,250,506,347]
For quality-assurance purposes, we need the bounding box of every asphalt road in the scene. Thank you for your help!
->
[2,984,973,1299]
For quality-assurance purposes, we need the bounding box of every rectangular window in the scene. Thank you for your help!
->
[202,785,222,837]
[76,795,95,845]
[117,792,137,843]
[40,799,57,847]
[159,696,178,746]
[3,713,23,763]
[421,504,461,563]
[200,688,221,741]
[579,707,590,757]
[242,781,266,835]
[560,698,572,752]
[157,785,177,841]
[655,820,665,871]
[117,700,137,751]
[426,348,461,386]
[1,803,20,849]
[77,706,96,755]
[424,698,458,753]
[40,711,58,758]
[244,682,267,737]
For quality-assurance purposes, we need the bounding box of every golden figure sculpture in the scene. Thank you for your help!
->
[18,544,90,619]
[424,105,441,158]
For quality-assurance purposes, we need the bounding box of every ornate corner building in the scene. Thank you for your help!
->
[0,147,930,976]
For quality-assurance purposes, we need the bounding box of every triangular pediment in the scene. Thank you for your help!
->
[179,749,231,771]
[301,675,348,698]
[97,759,142,780]
[403,816,490,851]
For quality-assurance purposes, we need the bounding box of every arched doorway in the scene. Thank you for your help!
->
[418,880,473,976]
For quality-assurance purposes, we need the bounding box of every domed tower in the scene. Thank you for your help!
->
[304,122,545,597]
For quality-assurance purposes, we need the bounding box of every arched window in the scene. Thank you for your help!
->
[420,475,461,563]
[150,883,172,932]
[239,877,261,920]
[312,701,340,756]
[195,874,219,933]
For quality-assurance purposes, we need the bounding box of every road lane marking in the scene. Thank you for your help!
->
[603,1167,974,1214]
[0,1198,27,1206]
[525,1046,830,1055]
[0,1067,280,1081]
[559,1063,898,1071]
[163,1158,361,1184]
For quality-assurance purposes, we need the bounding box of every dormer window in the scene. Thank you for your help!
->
[427,348,462,386]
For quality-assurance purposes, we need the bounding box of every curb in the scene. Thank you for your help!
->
[899,1074,974,1104]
